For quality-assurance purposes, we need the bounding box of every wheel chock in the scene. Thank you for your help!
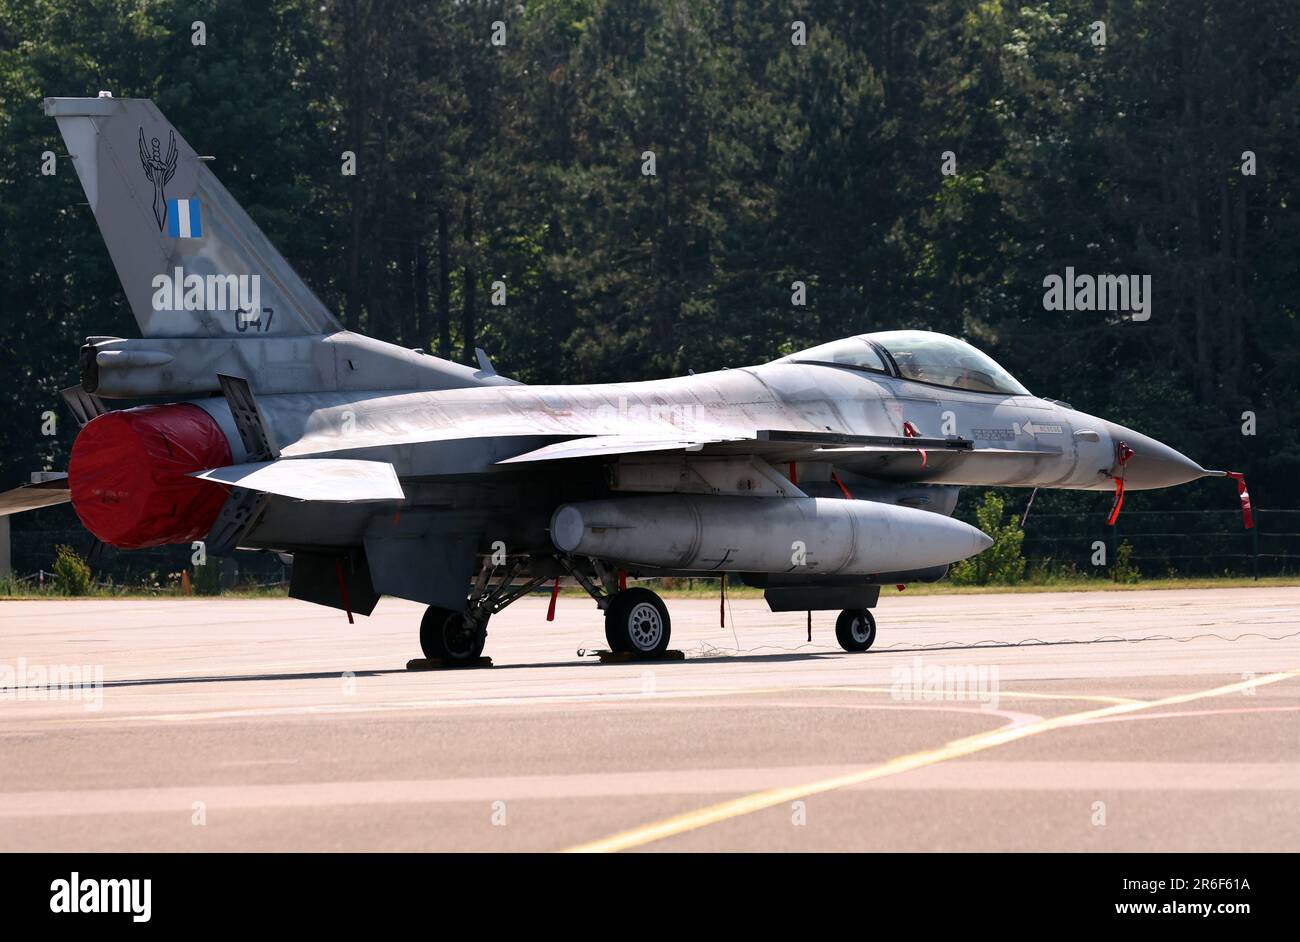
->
[405,656,494,671]
[593,649,685,664]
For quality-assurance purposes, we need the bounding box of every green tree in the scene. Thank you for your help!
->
[52,543,91,595]
[949,492,1027,586]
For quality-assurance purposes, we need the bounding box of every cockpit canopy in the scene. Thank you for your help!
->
[778,329,1029,396]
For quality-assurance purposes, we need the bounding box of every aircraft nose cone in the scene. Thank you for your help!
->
[1104,423,1209,490]
[974,530,994,553]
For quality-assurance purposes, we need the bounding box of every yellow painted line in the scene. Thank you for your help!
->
[564,669,1300,852]
[990,690,1144,705]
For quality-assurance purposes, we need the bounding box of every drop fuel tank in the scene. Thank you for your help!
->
[549,495,992,575]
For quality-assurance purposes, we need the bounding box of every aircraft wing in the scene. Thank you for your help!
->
[495,429,1061,479]
[491,428,1050,459]
[0,475,72,517]
[499,429,976,464]
[496,435,746,463]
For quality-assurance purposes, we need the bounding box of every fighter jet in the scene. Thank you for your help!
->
[0,96,1247,661]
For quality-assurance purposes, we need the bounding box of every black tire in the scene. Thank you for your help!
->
[835,609,876,652]
[604,588,671,655]
[420,606,487,661]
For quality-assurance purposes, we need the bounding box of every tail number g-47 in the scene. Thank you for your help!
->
[236,307,274,333]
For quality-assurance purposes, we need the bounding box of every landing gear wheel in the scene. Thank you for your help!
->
[835,609,876,652]
[420,606,487,661]
[604,588,671,655]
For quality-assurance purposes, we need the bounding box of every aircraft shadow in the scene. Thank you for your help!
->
[4,637,1137,693]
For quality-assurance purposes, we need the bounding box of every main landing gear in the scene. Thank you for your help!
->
[414,555,678,664]
[419,607,487,661]
[414,555,878,662]
[603,587,672,655]
[834,608,877,652]
[418,556,550,664]
[559,556,673,656]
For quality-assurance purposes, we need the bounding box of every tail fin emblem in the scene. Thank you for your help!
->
[137,127,178,230]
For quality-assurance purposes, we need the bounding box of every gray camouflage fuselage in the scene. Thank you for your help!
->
[174,340,1209,564]
[16,95,1221,621]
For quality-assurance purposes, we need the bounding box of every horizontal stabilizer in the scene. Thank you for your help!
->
[0,475,71,517]
[191,459,404,503]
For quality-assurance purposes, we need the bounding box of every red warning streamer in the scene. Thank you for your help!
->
[902,421,927,468]
[1106,441,1135,527]
[1226,472,1254,529]
[335,559,354,625]
[547,577,560,621]
[1106,478,1126,527]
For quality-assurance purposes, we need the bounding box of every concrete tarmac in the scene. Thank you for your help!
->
[1,587,1298,851]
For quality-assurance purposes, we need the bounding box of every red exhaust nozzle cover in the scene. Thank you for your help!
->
[68,403,233,549]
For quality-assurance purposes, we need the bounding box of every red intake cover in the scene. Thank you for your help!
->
[68,404,233,549]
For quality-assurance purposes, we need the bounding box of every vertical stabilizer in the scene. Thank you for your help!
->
[45,95,339,339]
